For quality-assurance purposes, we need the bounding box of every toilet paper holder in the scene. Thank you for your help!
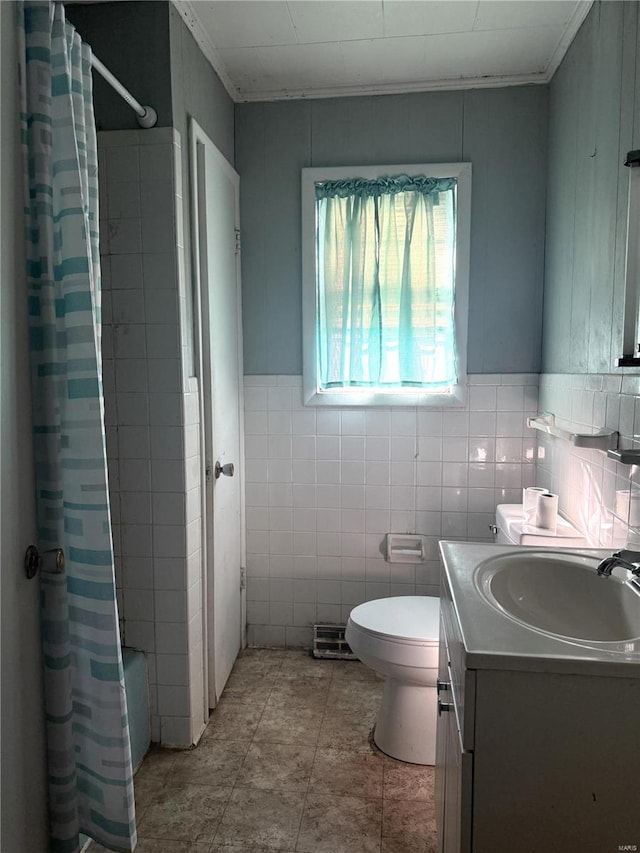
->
[385,534,426,563]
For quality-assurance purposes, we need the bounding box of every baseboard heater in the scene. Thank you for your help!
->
[312,623,357,660]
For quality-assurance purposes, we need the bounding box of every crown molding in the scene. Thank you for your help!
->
[545,0,593,83]
[171,0,239,102]
[234,72,550,104]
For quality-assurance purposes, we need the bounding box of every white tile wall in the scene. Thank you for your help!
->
[537,374,640,549]
[99,128,205,747]
[244,374,539,648]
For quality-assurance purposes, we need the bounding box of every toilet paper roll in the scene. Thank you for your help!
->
[523,487,547,526]
[536,492,558,531]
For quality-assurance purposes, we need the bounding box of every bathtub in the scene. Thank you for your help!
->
[79,648,150,850]
[122,646,150,771]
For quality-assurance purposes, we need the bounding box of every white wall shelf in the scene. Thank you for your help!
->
[607,448,640,465]
[527,412,619,451]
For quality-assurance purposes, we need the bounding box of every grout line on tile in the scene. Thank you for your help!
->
[292,655,331,853]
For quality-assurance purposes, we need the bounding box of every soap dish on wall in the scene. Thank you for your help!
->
[527,412,618,451]
[385,534,426,563]
[607,449,640,465]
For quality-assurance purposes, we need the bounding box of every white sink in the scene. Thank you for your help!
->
[473,550,640,644]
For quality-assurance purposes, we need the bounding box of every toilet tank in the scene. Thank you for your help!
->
[495,504,588,547]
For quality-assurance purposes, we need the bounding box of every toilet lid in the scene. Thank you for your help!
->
[348,596,440,644]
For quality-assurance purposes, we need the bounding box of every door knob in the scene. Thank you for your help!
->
[24,545,65,579]
[215,461,235,479]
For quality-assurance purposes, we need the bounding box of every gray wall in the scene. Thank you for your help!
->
[65,1,173,130]
[65,3,234,158]
[237,87,548,376]
[534,3,640,552]
[169,4,234,166]
[542,0,640,374]
[168,6,235,375]
[1,2,48,849]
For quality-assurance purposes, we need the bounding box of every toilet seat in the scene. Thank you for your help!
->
[348,596,440,646]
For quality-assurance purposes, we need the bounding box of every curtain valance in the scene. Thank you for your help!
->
[315,174,456,200]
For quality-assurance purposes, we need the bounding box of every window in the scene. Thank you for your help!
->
[302,163,471,407]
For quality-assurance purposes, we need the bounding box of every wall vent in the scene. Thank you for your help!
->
[312,623,357,660]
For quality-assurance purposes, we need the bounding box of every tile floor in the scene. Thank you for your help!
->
[90,648,437,853]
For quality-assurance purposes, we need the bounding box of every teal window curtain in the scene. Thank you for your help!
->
[315,175,458,390]
[20,2,136,851]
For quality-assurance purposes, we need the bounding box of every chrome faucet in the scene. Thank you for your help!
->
[596,549,640,577]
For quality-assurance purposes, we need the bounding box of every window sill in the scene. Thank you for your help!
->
[302,380,468,408]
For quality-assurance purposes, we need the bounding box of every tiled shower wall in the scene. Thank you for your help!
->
[244,374,539,648]
[536,373,640,549]
[99,128,205,747]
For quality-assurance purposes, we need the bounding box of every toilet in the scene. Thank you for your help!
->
[346,503,588,766]
[345,595,440,765]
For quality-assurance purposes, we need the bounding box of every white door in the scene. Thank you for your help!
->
[190,120,245,708]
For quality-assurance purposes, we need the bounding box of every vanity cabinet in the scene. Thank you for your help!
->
[435,590,473,853]
[436,561,640,853]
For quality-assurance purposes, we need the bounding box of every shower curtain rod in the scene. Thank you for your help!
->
[91,54,157,128]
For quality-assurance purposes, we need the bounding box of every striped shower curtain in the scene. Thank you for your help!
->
[20,2,136,851]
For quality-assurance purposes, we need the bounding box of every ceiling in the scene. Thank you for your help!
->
[172,0,593,102]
